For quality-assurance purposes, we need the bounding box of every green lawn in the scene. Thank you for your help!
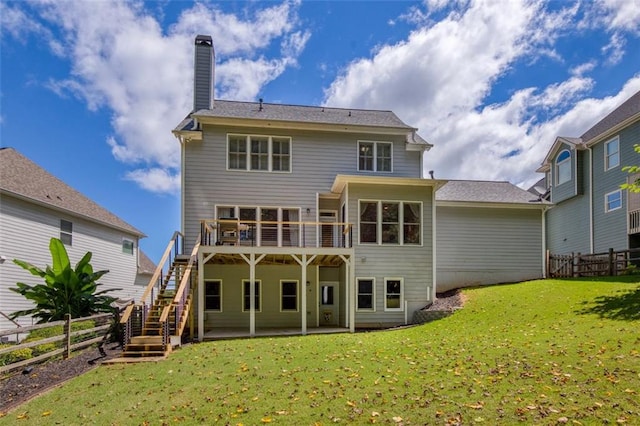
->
[2,277,639,425]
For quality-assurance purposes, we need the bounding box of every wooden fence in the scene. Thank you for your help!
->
[0,312,113,374]
[546,248,640,278]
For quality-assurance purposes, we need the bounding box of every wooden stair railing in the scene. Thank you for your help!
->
[119,233,200,360]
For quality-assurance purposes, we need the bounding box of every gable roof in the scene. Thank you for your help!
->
[175,100,432,148]
[0,148,144,237]
[538,90,640,171]
[581,90,640,143]
[436,180,550,207]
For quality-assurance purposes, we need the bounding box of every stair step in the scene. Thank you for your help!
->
[130,336,163,345]
[122,350,168,357]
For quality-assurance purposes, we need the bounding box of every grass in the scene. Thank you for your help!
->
[2,277,639,425]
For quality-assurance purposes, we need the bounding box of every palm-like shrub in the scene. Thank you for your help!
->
[10,238,118,323]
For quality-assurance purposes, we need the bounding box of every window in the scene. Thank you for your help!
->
[205,280,222,311]
[228,134,291,172]
[358,141,392,172]
[605,137,620,170]
[122,239,134,255]
[280,281,298,311]
[384,278,403,311]
[60,220,72,246]
[359,201,421,245]
[555,150,571,185]
[605,190,622,212]
[223,206,300,247]
[357,278,375,311]
[242,280,261,312]
[381,202,399,244]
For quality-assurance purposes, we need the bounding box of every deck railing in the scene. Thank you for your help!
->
[629,209,640,234]
[200,219,353,249]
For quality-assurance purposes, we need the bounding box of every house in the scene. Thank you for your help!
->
[536,90,640,255]
[163,35,550,343]
[0,147,150,333]
[172,35,440,340]
[436,180,549,292]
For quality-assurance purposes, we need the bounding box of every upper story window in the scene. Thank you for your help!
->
[605,190,622,212]
[228,134,291,172]
[216,206,300,247]
[555,149,571,186]
[122,239,134,255]
[359,200,421,245]
[60,219,73,246]
[605,137,620,170]
[358,141,392,172]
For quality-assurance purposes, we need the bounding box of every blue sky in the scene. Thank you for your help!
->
[1,0,639,264]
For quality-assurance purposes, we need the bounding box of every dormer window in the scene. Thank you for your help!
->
[358,141,392,172]
[555,150,571,186]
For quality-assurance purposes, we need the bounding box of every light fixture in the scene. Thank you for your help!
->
[306,208,311,215]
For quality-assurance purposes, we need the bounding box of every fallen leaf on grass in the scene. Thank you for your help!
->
[41,411,52,416]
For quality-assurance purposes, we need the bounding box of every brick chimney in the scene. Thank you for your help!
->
[193,35,214,112]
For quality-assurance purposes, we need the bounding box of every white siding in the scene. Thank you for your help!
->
[0,195,143,332]
[436,206,543,292]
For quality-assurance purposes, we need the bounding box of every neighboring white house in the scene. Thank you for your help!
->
[0,147,151,333]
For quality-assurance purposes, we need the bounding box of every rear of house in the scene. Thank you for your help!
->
[174,35,438,339]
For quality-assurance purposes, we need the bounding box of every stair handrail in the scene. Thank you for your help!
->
[140,231,183,305]
[172,237,201,338]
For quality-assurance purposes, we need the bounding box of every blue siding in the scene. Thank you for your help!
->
[550,143,578,203]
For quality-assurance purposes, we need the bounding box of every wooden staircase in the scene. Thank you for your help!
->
[106,233,198,364]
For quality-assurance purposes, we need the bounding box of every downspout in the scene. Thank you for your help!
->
[587,146,594,253]
[542,206,547,278]
[431,185,437,301]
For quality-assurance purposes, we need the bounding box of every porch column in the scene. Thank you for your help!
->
[197,250,204,341]
[249,253,256,337]
[340,254,355,332]
[292,254,317,336]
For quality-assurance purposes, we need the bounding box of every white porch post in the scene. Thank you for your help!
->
[292,254,316,336]
[249,253,256,337]
[197,250,204,342]
[349,256,355,332]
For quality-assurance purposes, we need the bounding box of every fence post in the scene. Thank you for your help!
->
[608,248,615,276]
[64,313,72,359]
[545,249,550,278]
[573,252,577,277]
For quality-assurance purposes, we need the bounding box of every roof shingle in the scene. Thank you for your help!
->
[436,180,550,205]
[0,148,144,236]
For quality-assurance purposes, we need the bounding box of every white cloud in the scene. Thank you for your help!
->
[602,32,626,65]
[323,0,639,189]
[5,0,306,194]
[594,0,640,33]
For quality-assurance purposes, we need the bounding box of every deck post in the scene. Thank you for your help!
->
[250,253,256,337]
[301,254,307,336]
[197,250,204,342]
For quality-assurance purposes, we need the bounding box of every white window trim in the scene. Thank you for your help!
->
[204,279,223,312]
[60,219,73,246]
[604,136,620,171]
[356,277,376,312]
[358,200,423,246]
[605,189,622,213]
[357,140,393,172]
[555,149,571,186]
[227,134,292,173]
[279,280,299,312]
[384,277,404,312]
[242,279,262,312]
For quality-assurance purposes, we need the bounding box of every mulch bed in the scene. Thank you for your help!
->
[423,289,466,311]
[0,345,122,414]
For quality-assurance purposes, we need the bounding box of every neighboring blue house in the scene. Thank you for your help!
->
[536,90,640,254]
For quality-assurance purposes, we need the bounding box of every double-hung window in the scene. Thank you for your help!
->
[242,280,261,312]
[357,278,375,311]
[359,201,421,245]
[205,280,222,311]
[605,190,622,212]
[555,150,571,186]
[280,281,298,312]
[384,278,403,311]
[605,137,620,170]
[60,219,73,246]
[228,134,291,172]
[358,141,392,172]
[122,239,134,255]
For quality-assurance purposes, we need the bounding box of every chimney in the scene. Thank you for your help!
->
[193,35,214,112]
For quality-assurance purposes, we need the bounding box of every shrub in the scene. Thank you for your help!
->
[0,346,33,366]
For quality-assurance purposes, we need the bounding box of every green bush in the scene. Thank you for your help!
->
[0,346,33,366]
